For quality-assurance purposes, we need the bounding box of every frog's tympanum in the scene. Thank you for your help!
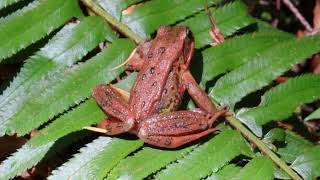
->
[92,26,225,148]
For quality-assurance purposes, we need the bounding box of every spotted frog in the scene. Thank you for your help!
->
[92,26,225,148]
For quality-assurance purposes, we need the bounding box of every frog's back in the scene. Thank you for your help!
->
[129,26,188,119]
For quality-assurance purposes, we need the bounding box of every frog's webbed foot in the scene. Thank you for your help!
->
[137,110,225,148]
[92,84,135,134]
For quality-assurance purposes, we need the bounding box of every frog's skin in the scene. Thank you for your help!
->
[93,26,225,148]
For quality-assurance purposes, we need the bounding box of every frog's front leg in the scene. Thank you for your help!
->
[182,70,218,114]
[92,84,135,135]
[125,41,152,71]
[137,110,225,148]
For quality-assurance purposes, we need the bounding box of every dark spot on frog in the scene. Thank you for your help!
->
[150,67,155,74]
[152,81,157,86]
[147,52,153,59]
[164,138,172,146]
[164,88,168,94]
[141,101,145,108]
[142,74,147,80]
[158,47,166,54]
[116,122,123,128]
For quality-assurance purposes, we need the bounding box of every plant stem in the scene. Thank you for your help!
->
[226,116,302,180]
[81,0,144,44]
[282,0,313,32]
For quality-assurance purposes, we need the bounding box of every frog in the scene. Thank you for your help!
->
[92,26,225,148]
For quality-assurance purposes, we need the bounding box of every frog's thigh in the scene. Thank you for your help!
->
[138,110,217,137]
[139,128,218,148]
[92,84,135,130]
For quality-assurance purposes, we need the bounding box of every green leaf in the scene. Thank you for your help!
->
[0,16,113,135]
[48,137,143,180]
[0,0,23,9]
[121,0,223,39]
[0,71,139,179]
[181,1,255,48]
[0,0,83,61]
[206,164,241,180]
[98,0,143,20]
[0,141,54,180]
[210,35,320,109]
[202,32,293,83]
[5,39,135,136]
[263,128,286,143]
[113,72,137,92]
[291,146,320,180]
[0,100,104,179]
[232,156,275,180]
[237,74,320,136]
[277,131,314,163]
[154,130,253,180]
[305,108,320,121]
[108,145,196,180]
[29,99,105,146]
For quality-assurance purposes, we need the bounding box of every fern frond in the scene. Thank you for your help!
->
[0,64,139,179]
[233,156,275,180]
[291,146,320,180]
[277,130,314,163]
[202,32,293,82]
[48,137,143,180]
[210,36,320,109]
[154,130,253,180]
[181,1,255,48]
[108,145,196,179]
[237,74,320,136]
[207,164,241,180]
[121,0,223,38]
[98,0,143,20]
[0,0,23,9]
[0,131,90,180]
[0,99,105,179]
[0,141,54,180]
[0,16,113,135]
[5,39,135,136]
[0,0,83,61]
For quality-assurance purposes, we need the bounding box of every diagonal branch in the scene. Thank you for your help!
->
[282,0,313,31]
[80,0,144,44]
[227,116,302,180]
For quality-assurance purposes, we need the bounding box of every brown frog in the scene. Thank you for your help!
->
[92,26,225,148]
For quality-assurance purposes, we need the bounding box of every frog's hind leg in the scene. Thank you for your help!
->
[140,129,218,148]
[137,110,225,148]
[92,84,135,134]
